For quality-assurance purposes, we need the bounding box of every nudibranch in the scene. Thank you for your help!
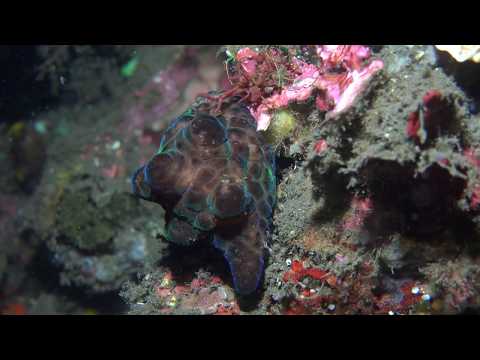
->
[131,96,276,294]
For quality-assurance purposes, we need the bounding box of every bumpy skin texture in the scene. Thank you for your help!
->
[132,97,276,294]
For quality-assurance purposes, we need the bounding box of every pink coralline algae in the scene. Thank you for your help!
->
[314,46,384,118]
[464,148,480,209]
[153,272,239,315]
[341,196,374,232]
[313,139,328,154]
[405,90,451,144]
[227,46,384,131]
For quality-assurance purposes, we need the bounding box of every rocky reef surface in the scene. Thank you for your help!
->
[2,45,480,315]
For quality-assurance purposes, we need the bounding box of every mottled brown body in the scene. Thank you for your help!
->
[132,97,276,294]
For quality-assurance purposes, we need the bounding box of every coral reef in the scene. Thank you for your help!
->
[5,45,480,315]
[311,74,475,242]
[132,96,276,295]
[48,189,165,292]
[15,46,212,297]
[120,45,480,315]
[21,160,168,293]
[261,45,480,314]
[6,45,238,313]
[212,46,383,132]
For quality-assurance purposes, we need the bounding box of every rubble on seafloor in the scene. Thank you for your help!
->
[3,45,480,314]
